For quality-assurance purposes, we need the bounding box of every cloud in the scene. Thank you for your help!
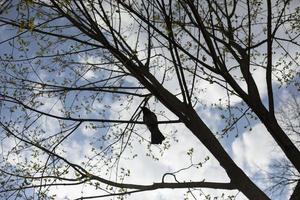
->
[40,86,256,199]
[232,123,285,176]
[108,122,245,199]
[47,119,246,199]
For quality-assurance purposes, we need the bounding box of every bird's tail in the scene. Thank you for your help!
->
[150,127,165,144]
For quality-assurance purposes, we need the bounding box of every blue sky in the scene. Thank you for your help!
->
[0,1,299,199]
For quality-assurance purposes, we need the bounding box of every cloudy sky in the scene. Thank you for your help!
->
[0,1,299,200]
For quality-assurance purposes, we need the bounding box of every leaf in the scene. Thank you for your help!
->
[28,18,35,32]
[19,20,25,32]
[25,0,33,5]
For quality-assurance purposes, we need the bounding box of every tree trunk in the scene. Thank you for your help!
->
[182,107,270,200]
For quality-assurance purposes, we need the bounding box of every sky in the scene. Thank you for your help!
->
[0,1,300,200]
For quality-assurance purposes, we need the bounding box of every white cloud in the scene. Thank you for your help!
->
[37,97,63,136]
[80,123,98,137]
[47,119,246,199]
[41,87,256,199]
[252,67,268,99]
[83,70,97,80]
[232,123,285,176]
[111,123,245,199]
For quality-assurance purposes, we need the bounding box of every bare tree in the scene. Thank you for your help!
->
[0,0,299,199]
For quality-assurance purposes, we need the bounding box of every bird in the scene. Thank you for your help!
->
[141,107,165,144]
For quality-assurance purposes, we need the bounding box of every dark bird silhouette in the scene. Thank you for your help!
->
[141,107,165,144]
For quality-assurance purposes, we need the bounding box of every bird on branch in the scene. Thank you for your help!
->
[141,107,165,144]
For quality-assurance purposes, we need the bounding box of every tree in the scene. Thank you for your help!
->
[0,0,299,199]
